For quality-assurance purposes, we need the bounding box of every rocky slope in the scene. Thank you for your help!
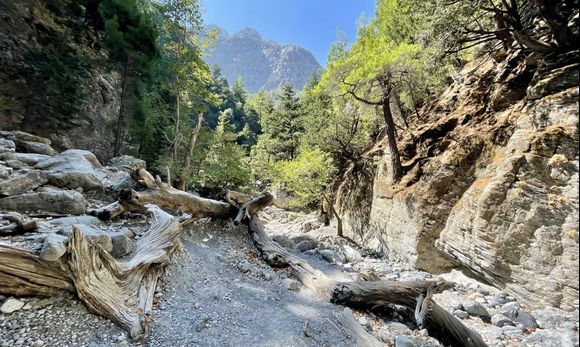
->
[336,49,579,312]
[206,27,321,92]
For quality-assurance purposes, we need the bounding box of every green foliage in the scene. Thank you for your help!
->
[20,48,92,130]
[99,0,159,70]
[253,83,304,165]
[197,110,251,190]
[271,149,335,209]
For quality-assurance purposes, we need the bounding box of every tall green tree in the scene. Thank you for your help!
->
[253,83,304,167]
[198,110,250,190]
[98,0,159,156]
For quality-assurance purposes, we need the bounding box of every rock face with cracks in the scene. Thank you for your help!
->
[336,51,579,310]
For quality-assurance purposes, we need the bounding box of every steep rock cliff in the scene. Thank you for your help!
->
[336,50,579,311]
[0,0,120,161]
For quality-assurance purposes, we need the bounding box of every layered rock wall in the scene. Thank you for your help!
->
[337,50,579,310]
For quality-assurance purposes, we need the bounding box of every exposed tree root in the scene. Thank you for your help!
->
[68,206,182,339]
[1,205,182,340]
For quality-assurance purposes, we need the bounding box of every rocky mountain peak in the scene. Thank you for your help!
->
[205,26,321,92]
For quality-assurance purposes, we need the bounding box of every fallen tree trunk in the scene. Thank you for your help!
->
[92,169,235,221]
[0,243,74,297]
[237,192,487,347]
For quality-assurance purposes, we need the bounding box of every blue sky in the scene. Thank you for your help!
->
[201,0,376,66]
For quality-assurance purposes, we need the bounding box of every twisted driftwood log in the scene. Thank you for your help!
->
[0,206,181,339]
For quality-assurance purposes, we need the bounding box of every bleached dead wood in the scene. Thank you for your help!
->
[236,192,487,347]
[92,169,235,220]
[68,206,182,339]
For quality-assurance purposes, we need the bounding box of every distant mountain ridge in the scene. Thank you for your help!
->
[205,26,322,93]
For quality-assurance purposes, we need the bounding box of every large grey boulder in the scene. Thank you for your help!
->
[0,130,52,145]
[0,138,15,154]
[0,170,48,196]
[0,152,50,166]
[39,234,68,261]
[107,155,146,172]
[0,188,87,214]
[498,302,539,328]
[60,224,113,252]
[13,139,57,156]
[94,168,135,192]
[463,300,490,318]
[35,149,103,191]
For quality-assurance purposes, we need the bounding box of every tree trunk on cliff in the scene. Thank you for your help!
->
[113,57,130,157]
[176,113,203,191]
[382,96,404,182]
[172,86,181,163]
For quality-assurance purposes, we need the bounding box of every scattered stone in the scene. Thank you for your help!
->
[468,283,490,295]
[110,234,134,258]
[523,329,579,347]
[0,298,25,314]
[462,300,490,318]
[40,234,69,261]
[295,240,316,252]
[357,269,381,281]
[31,339,44,347]
[0,170,48,196]
[0,164,12,179]
[501,325,524,338]
[467,292,485,301]
[498,302,539,328]
[282,278,299,291]
[5,159,28,169]
[340,245,362,263]
[491,313,514,327]
[395,335,416,347]
[385,322,412,335]
[319,249,337,263]
[301,222,312,232]
[290,235,318,248]
[303,320,313,337]
[13,139,58,156]
[48,216,101,229]
[531,307,571,329]
[454,310,470,319]
[0,188,87,214]
[271,234,294,249]
[194,315,211,332]
[237,260,251,273]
